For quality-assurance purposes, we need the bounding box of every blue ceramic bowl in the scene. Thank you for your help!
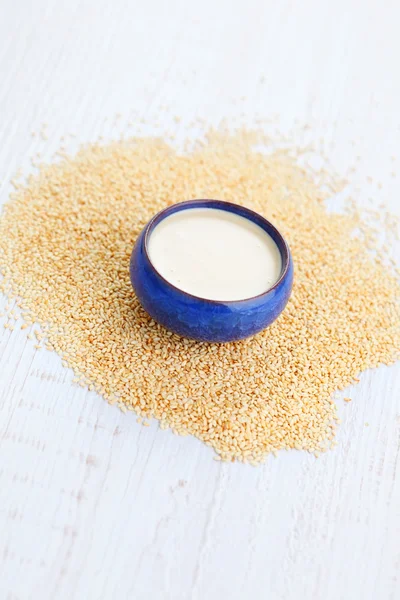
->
[130,200,293,343]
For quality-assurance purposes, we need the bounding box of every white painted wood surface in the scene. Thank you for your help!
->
[0,1,399,598]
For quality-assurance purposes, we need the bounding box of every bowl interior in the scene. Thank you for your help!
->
[143,199,291,304]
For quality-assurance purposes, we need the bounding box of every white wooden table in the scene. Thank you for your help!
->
[1,1,399,598]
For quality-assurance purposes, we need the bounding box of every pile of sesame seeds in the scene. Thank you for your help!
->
[0,129,399,464]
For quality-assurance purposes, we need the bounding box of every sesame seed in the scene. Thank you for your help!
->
[0,126,398,464]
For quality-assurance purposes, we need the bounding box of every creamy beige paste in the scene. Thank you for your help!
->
[147,208,282,301]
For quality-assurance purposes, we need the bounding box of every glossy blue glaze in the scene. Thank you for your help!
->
[130,200,293,343]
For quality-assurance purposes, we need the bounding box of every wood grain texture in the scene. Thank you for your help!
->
[0,0,399,598]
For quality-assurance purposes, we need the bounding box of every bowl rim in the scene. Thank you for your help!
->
[142,199,291,304]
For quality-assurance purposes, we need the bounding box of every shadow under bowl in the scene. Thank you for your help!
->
[130,199,294,343]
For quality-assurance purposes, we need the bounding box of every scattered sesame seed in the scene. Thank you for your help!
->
[0,126,398,464]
